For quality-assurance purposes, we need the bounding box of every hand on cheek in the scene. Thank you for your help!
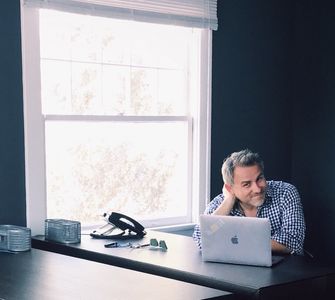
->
[223,184,236,204]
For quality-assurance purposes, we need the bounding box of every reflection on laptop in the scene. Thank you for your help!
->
[199,215,285,267]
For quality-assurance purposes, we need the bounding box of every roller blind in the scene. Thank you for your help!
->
[23,0,218,30]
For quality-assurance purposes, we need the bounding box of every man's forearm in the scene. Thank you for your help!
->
[212,199,235,215]
[212,185,236,215]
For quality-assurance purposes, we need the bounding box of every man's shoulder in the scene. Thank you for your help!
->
[267,180,296,190]
[266,180,303,212]
[205,193,224,214]
[267,180,298,197]
[266,180,299,197]
[210,193,224,204]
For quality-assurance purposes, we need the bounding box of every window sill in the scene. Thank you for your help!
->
[149,223,195,237]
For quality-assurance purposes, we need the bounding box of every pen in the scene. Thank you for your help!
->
[104,242,118,248]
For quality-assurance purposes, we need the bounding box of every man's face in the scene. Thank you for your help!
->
[229,164,267,208]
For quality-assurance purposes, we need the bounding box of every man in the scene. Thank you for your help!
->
[193,149,306,255]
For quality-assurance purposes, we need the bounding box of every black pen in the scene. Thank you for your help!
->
[104,242,118,248]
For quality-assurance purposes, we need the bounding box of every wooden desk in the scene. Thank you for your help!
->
[32,231,335,299]
[0,248,233,300]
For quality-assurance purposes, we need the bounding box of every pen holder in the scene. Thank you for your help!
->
[0,225,31,252]
[45,219,81,244]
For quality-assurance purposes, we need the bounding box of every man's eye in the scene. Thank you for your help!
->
[242,183,250,188]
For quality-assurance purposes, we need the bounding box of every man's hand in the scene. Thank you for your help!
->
[271,240,291,254]
[213,184,236,215]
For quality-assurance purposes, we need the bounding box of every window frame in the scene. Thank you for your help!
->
[20,3,212,235]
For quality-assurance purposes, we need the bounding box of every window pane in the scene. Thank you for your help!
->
[102,65,130,115]
[41,60,71,114]
[71,62,101,114]
[39,9,193,116]
[45,121,189,223]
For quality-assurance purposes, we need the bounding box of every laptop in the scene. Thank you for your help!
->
[199,214,284,267]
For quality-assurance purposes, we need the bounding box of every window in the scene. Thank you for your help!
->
[21,0,216,235]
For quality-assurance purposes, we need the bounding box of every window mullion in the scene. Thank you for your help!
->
[44,115,189,122]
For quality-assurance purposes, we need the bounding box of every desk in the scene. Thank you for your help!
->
[0,248,233,300]
[32,231,335,299]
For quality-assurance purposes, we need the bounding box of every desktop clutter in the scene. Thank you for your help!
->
[42,212,167,251]
[44,213,144,244]
[0,212,149,251]
[0,220,82,252]
[45,219,81,244]
[0,224,31,252]
[90,212,167,251]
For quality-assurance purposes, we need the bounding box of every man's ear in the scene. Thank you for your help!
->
[224,183,233,193]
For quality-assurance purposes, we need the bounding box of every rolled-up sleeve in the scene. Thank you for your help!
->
[271,184,306,255]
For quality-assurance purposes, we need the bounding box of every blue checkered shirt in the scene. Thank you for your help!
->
[193,181,306,255]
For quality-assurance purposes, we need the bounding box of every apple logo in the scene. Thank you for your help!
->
[231,235,239,244]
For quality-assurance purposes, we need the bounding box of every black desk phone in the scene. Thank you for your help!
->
[90,212,146,240]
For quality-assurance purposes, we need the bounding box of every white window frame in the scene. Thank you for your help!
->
[20,2,212,235]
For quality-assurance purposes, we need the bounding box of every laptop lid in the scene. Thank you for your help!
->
[199,215,273,267]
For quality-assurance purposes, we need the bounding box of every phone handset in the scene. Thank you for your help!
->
[108,212,146,237]
[90,212,146,240]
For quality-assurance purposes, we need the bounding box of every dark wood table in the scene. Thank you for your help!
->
[0,248,234,300]
[32,230,335,299]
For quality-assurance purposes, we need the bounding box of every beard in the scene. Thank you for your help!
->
[251,195,265,206]
[237,190,266,209]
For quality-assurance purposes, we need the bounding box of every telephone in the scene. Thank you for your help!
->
[90,212,146,240]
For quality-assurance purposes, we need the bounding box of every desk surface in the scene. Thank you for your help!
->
[0,248,232,300]
[32,231,335,299]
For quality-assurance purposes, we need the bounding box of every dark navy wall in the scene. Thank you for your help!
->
[0,0,26,225]
[291,0,335,265]
[211,0,295,197]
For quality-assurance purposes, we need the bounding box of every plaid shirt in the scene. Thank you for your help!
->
[193,181,306,255]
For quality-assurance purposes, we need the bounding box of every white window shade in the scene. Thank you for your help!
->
[23,0,218,30]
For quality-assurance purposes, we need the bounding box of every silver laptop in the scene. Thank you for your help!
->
[199,215,283,267]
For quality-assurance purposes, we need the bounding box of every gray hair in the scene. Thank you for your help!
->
[221,149,264,185]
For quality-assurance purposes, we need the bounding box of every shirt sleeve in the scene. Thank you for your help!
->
[192,194,224,249]
[271,183,306,255]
